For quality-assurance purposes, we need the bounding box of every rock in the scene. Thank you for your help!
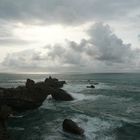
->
[26,79,35,88]
[87,85,95,88]
[0,77,71,140]
[0,105,13,121]
[0,105,13,140]
[45,77,66,88]
[0,125,9,140]
[51,89,74,101]
[0,86,48,111]
[0,77,69,112]
[63,119,84,135]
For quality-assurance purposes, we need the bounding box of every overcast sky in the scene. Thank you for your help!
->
[0,0,140,73]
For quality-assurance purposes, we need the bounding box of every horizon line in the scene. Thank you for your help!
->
[0,72,140,75]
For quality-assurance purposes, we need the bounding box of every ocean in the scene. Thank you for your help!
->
[0,73,140,140]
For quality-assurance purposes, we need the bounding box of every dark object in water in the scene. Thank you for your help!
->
[63,119,84,135]
[0,105,13,140]
[45,77,66,88]
[87,85,95,88]
[52,89,74,101]
[0,77,69,112]
[0,77,71,140]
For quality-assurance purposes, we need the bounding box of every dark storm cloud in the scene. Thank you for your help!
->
[0,0,140,24]
[2,23,140,72]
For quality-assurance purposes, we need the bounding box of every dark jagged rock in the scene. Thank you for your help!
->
[26,79,35,89]
[51,89,73,101]
[45,77,66,88]
[0,127,9,140]
[87,85,95,88]
[0,105,13,140]
[0,105,13,121]
[0,77,71,111]
[0,86,47,111]
[0,77,73,139]
[63,119,84,135]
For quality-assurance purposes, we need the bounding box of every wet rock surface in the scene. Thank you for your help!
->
[87,85,95,88]
[0,105,13,140]
[0,77,72,111]
[63,119,84,135]
[52,89,74,101]
[0,77,74,139]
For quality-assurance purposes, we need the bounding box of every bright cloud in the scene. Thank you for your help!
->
[0,0,140,73]
[2,23,140,73]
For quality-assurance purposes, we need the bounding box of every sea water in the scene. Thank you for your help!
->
[0,73,140,140]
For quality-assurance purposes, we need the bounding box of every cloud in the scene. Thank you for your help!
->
[0,20,31,45]
[138,34,140,40]
[87,23,135,63]
[0,0,140,49]
[0,38,31,46]
[1,23,140,73]
[0,0,140,25]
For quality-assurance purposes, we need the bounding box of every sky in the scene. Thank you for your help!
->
[0,0,140,73]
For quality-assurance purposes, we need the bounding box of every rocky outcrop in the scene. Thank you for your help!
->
[0,86,47,111]
[52,89,74,101]
[26,79,35,89]
[87,85,95,88]
[0,105,13,140]
[63,119,84,135]
[0,77,74,140]
[45,76,66,88]
[0,77,73,112]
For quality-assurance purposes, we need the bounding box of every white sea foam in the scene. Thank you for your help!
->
[70,114,120,140]
[70,92,104,102]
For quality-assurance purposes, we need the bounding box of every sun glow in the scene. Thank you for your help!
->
[13,23,88,46]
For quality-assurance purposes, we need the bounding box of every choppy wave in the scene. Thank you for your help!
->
[115,121,140,140]
[0,73,140,140]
